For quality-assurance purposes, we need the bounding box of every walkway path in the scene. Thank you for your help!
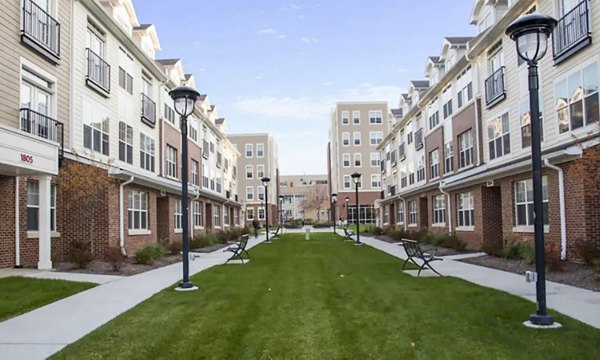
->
[0,268,125,284]
[0,236,266,360]
[353,233,600,329]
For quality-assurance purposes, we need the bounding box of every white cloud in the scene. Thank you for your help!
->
[301,37,319,43]
[297,14,305,20]
[257,27,276,35]
[322,81,332,86]
[278,34,287,39]
[290,4,302,10]
[234,96,331,120]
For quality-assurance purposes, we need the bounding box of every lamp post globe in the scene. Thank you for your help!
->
[350,172,362,245]
[262,177,271,243]
[507,13,559,328]
[169,86,200,292]
[345,196,349,223]
[331,193,337,234]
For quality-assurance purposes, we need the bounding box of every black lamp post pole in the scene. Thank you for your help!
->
[355,182,360,245]
[265,184,269,243]
[345,198,349,222]
[180,115,193,288]
[332,199,336,233]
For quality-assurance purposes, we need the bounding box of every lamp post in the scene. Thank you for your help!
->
[345,197,349,224]
[351,172,362,245]
[331,193,337,234]
[262,177,271,243]
[169,86,200,292]
[506,14,558,328]
[279,194,284,229]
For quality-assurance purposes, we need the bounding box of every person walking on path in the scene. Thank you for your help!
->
[252,219,259,238]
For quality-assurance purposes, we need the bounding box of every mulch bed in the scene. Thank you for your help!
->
[461,255,600,292]
[373,234,473,256]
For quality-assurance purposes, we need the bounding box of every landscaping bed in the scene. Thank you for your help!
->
[54,254,182,276]
[374,234,473,257]
[461,255,600,292]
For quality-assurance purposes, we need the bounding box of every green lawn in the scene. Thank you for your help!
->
[53,233,600,359]
[0,277,96,322]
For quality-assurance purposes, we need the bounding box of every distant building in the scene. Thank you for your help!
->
[279,175,328,222]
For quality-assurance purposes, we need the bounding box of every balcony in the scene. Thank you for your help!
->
[390,185,396,196]
[391,150,397,167]
[399,142,406,161]
[141,93,156,128]
[484,66,506,108]
[415,128,424,150]
[216,152,222,168]
[380,190,385,199]
[21,0,60,62]
[380,159,386,174]
[20,108,64,164]
[226,190,231,199]
[553,1,591,64]
[202,140,209,159]
[86,48,110,96]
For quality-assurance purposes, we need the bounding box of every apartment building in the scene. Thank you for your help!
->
[328,102,389,224]
[0,0,241,269]
[279,175,328,221]
[378,0,599,260]
[228,134,279,226]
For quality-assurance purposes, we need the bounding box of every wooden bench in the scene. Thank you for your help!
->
[223,234,250,264]
[343,227,356,241]
[401,239,443,276]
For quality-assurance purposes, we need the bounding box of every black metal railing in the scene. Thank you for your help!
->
[553,0,591,62]
[235,194,239,202]
[226,190,231,199]
[217,152,222,168]
[391,150,397,166]
[484,66,506,106]
[20,108,64,163]
[380,159,386,173]
[141,93,156,127]
[415,128,424,150]
[86,48,110,92]
[202,140,209,159]
[399,142,406,160]
[390,185,396,196]
[380,190,385,199]
[22,0,60,59]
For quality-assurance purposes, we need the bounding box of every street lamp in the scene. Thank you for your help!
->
[351,172,362,245]
[345,196,349,224]
[169,85,200,292]
[262,176,271,243]
[506,13,558,328]
[279,194,284,229]
[331,193,337,234]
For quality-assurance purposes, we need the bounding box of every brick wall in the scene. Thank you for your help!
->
[450,184,483,250]
[0,176,16,267]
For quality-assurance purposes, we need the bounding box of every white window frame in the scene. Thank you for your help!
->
[457,192,474,228]
[191,159,199,186]
[342,153,350,168]
[27,180,57,232]
[341,111,349,125]
[257,164,265,178]
[128,190,148,231]
[369,131,383,146]
[214,205,221,227]
[369,110,383,124]
[246,186,254,201]
[246,208,255,220]
[140,133,155,172]
[342,132,350,146]
[343,175,351,189]
[353,132,361,146]
[354,153,362,167]
[246,165,253,179]
[488,111,511,161]
[371,174,381,188]
[118,121,133,164]
[174,199,182,231]
[430,149,439,179]
[408,200,417,226]
[555,61,599,134]
[165,145,177,178]
[193,200,203,228]
[258,207,266,220]
[514,177,548,227]
[458,130,474,169]
[370,152,380,167]
[257,186,265,201]
[256,143,265,158]
[352,110,360,125]
[433,194,445,225]
[397,200,405,224]
[444,141,454,173]
[245,144,253,157]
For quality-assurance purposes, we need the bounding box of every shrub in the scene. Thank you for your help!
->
[575,241,600,266]
[502,242,523,260]
[520,244,535,265]
[71,240,94,269]
[441,235,467,252]
[167,242,182,255]
[591,259,600,276]
[362,224,383,235]
[105,247,126,272]
[545,243,565,272]
[313,223,331,229]
[482,242,503,257]
[134,244,166,265]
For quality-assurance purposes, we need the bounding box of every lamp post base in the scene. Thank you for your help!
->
[354,242,363,246]
[523,319,562,329]
[175,282,198,292]
[524,313,561,329]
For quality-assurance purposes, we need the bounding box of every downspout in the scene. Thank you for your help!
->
[544,159,567,260]
[15,176,21,268]
[439,181,452,235]
[119,176,135,255]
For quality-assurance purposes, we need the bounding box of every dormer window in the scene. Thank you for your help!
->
[478,11,493,33]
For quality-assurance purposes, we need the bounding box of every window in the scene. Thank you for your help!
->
[193,201,203,227]
[341,111,349,125]
[408,201,417,225]
[83,116,109,156]
[407,131,413,144]
[140,133,155,172]
[488,112,511,160]
[342,153,350,167]
[128,190,148,230]
[245,144,253,157]
[433,194,445,224]
[444,142,454,173]
[417,155,425,182]
[246,186,254,201]
[210,142,215,153]
[369,110,383,124]
[258,207,266,220]
[369,131,383,145]
[397,200,405,224]
[247,208,255,220]
[515,177,549,226]
[342,132,350,146]
[428,111,439,130]
[371,174,381,188]
[216,178,222,193]
[430,149,440,179]
[191,160,199,186]
[353,111,360,124]
[174,200,182,230]
[224,206,230,225]
[408,162,415,185]
[202,165,209,188]
[246,165,253,179]
[20,68,57,141]
[400,166,407,187]
[457,66,473,108]
[118,67,133,94]
[86,28,108,91]
[164,104,176,124]
[255,164,264,178]
[370,152,380,167]
[214,206,221,227]
[457,192,474,227]
[188,123,198,141]
[118,122,133,164]
[556,62,599,134]
[458,130,473,168]
[443,100,453,119]
[165,145,177,178]
[343,175,351,189]
[257,186,265,201]
[27,180,56,232]
[354,153,362,167]
[520,96,544,148]
[256,143,265,157]
[353,132,361,146]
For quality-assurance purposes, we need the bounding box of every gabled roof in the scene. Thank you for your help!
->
[410,80,429,88]
[156,58,180,66]
[215,118,225,125]
[133,24,152,30]
[209,105,216,111]
[401,93,409,100]
[184,73,193,80]
[428,56,441,63]
[391,108,403,118]
[445,36,474,45]
[199,94,207,101]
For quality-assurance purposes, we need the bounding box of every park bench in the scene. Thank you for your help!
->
[270,226,282,238]
[223,234,250,264]
[343,227,356,241]
[401,239,443,277]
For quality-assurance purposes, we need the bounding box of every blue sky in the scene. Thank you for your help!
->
[134,0,476,175]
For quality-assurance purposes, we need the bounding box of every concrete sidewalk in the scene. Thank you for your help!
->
[0,236,266,360]
[355,234,600,329]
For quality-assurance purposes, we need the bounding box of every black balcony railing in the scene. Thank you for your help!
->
[234,194,239,202]
[390,185,396,196]
[20,108,64,164]
[86,48,111,93]
[415,128,424,150]
[226,190,231,199]
[484,66,506,107]
[399,142,406,161]
[202,140,209,159]
[553,1,591,64]
[391,150,397,167]
[217,152,222,168]
[141,93,156,127]
[21,0,60,60]
[380,190,385,199]
[380,159,386,173]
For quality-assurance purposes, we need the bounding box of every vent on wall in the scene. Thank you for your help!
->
[486,180,495,187]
